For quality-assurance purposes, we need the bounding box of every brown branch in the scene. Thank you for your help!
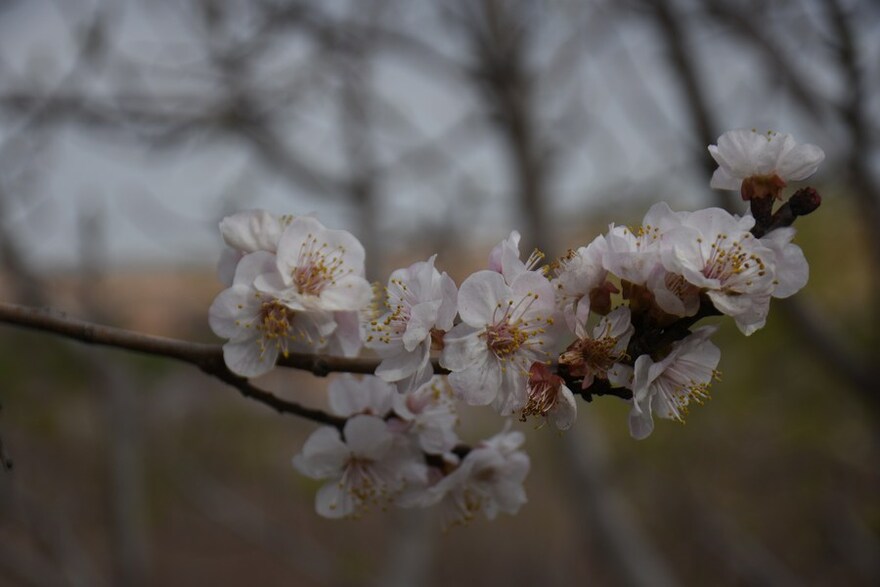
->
[0,302,450,427]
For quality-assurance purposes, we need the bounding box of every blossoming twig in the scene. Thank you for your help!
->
[0,301,445,426]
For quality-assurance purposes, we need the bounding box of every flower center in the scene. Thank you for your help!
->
[293,233,348,296]
[255,300,300,357]
[559,332,621,380]
[702,234,766,287]
[520,363,564,423]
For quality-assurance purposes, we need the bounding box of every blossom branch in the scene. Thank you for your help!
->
[0,301,422,426]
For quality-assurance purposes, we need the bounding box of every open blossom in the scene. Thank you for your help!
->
[558,307,634,389]
[390,376,459,454]
[255,215,372,314]
[441,270,558,415]
[661,208,778,335]
[209,251,335,377]
[708,129,824,199]
[629,326,721,440]
[603,202,689,286]
[520,362,577,430]
[551,235,611,332]
[292,415,426,519]
[415,425,530,526]
[366,256,458,393]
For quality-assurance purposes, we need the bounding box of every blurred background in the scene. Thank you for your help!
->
[0,0,878,585]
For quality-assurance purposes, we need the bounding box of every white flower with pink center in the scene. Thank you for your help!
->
[256,216,372,314]
[661,208,778,335]
[628,326,721,440]
[708,129,824,197]
[441,270,558,415]
[390,376,460,455]
[365,256,458,393]
[292,415,426,519]
[603,202,688,287]
[209,251,336,377]
[421,425,530,526]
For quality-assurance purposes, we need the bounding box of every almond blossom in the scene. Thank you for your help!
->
[292,415,426,519]
[365,256,458,393]
[551,235,611,333]
[661,208,777,335]
[390,376,460,455]
[255,215,372,315]
[327,374,395,418]
[628,326,721,440]
[411,425,530,526]
[209,251,336,377]
[708,129,824,199]
[441,269,558,415]
[488,230,545,284]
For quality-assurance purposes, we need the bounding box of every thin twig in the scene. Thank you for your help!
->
[0,301,433,426]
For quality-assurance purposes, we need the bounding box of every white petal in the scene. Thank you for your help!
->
[293,426,348,478]
[223,339,276,377]
[549,384,578,430]
[457,270,512,327]
[440,324,484,371]
[344,415,393,460]
[448,356,501,406]
[375,345,427,382]
[220,210,283,253]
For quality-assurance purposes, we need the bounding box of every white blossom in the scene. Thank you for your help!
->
[661,208,777,335]
[551,235,610,333]
[208,251,335,377]
[366,256,458,393]
[441,269,558,415]
[422,424,530,526]
[255,216,372,314]
[628,326,721,440]
[390,376,460,455]
[217,210,292,285]
[708,129,824,195]
[292,415,426,519]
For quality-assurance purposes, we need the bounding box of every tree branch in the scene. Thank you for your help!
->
[0,301,449,427]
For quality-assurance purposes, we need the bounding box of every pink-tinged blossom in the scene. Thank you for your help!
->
[328,374,395,418]
[390,376,460,455]
[708,129,824,197]
[256,216,372,314]
[551,235,611,333]
[661,208,777,335]
[292,415,426,519]
[558,307,634,389]
[603,202,688,286]
[421,425,530,526]
[628,326,721,440]
[209,251,335,377]
[441,270,558,415]
[520,362,577,430]
[366,256,458,393]
[488,230,545,284]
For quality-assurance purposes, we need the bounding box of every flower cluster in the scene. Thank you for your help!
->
[209,129,823,522]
